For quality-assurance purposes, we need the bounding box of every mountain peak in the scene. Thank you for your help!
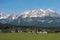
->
[46,8,55,13]
[0,13,10,19]
[21,9,59,18]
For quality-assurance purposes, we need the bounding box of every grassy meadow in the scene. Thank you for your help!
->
[0,33,60,40]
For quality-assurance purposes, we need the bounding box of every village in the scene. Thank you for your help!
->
[0,24,60,34]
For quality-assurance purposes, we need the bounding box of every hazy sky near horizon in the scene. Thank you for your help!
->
[0,0,60,14]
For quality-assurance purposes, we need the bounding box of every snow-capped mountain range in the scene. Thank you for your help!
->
[0,9,60,27]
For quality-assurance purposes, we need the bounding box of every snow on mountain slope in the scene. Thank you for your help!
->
[20,9,59,18]
[0,8,59,20]
[45,9,59,17]
[0,13,18,23]
[8,14,18,20]
[0,13,10,19]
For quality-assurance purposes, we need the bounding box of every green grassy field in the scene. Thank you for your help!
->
[0,33,60,40]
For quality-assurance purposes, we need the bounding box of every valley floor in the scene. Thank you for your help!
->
[0,33,60,40]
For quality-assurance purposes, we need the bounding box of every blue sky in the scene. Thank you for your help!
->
[0,0,60,14]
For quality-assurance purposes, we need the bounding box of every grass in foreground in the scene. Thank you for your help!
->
[0,32,60,40]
